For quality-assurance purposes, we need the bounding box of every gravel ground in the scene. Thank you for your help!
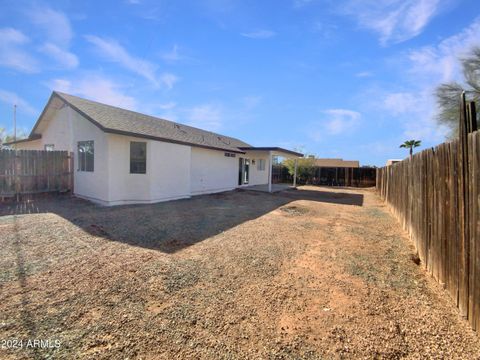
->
[0,186,479,359]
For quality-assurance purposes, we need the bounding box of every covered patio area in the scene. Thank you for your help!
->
[238,147,303,193]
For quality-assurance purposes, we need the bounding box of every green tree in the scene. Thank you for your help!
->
[283,155,315,184]
[435,47,480,137]
[0,127,27,148]
[400,140,421,158]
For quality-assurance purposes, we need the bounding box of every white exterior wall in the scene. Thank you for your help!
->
[243,151,270,186]
[190,147,238,195]
[70,108,110,204]
[107,134,191,205]
[13,106,72,151]
[40,106,73,151]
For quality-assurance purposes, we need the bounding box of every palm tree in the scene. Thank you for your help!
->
[400,140,421,158]
[435,47,480,137]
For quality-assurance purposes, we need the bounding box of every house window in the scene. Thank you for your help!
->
[44,144,54,151]
[130,142,146,174]
[257,158,266,171]
[77,141,94,172]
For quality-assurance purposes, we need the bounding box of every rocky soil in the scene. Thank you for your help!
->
[0,186,479,359]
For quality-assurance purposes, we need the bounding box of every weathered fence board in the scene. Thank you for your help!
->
[376,129,480,332]
[0,150,73,198]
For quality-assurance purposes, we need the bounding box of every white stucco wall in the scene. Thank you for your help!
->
[40,106,73,151]
[106,134,191,205]
[243,151,270,186]
[69,108,110,204]
[13,105,72,151]
[190,147,238,195]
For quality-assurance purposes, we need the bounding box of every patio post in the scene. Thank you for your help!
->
[268,151,272,193]
[293,158,297,188]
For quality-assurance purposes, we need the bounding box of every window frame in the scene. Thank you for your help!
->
[130,141,147,174]
[77,140,94,172]
[257,158,266,171]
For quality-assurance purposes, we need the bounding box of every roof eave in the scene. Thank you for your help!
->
[238,147,304,157]
[3,134,42,146]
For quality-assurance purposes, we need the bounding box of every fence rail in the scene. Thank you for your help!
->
[0,150,73,198]
[376,127,480,331]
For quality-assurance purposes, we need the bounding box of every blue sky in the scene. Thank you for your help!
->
[0,0,479,166]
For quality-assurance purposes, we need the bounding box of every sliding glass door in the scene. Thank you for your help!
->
[238,158,250,185]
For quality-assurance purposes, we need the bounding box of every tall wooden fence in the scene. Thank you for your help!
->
[376,97,479,331]
[0,150,73,198]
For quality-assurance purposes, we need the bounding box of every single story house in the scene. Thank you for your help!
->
[8,91,302,205]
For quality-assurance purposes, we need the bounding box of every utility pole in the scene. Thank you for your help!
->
[13,104,17,149]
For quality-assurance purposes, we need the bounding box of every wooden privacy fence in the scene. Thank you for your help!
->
[376,96,479,331]
[0,150,73,198]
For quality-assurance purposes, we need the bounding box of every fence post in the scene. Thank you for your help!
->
[69,152,74,194]
[15,150,21,202]
[458,91,470,317]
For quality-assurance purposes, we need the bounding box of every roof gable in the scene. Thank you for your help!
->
[30,91,251,153]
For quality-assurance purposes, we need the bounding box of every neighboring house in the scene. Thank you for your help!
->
[313,158,360,168]
[386,159,402,166]
[6,91,302,205]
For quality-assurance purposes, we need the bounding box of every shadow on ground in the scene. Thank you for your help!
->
[0,187,363,254]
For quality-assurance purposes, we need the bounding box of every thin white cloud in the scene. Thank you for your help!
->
[407,17,480,83]
[323,109,361,135]
[27,7,73,47]
[48,75,137,110]
[0,28,38,73]
[311,22,338,39]
[85,35,175,88]
[341,0,442,45]
[39,43,79,69]
[375,87,448,142]
[241,30,276,39]
[186,104,223,131]
[356,71,373,78]
[160,73,179,90]
[353,16,480,144]
[26,6,78,69]
[386,16,480,140]
[161,44,182,62]
[157,102,177,110]
[383,92,420,115]
[309,109,361,142]
[0,89,37,115]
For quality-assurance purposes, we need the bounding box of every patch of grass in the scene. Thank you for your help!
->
[364,208,388,219]
[342,245,417,291]
[280,206,309,216]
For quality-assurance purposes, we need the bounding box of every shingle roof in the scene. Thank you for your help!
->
[48,92,251,153]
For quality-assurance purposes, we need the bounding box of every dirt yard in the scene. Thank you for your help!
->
[0,186,479,359]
